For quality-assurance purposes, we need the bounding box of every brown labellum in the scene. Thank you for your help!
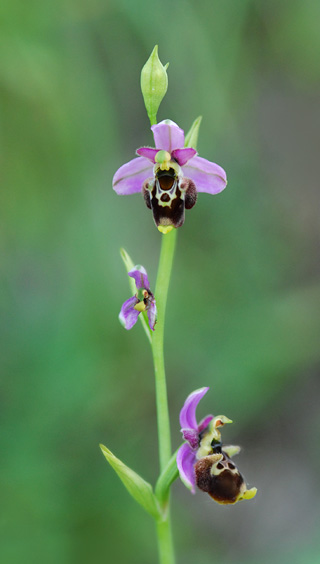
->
[142,169,198,229]
[194,454,245,505]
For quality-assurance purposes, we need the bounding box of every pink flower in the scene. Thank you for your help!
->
[177,387,257,504]
[113,120,227,232]
[119,266,157,331]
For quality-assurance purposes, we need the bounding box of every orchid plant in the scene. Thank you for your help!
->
[100,46,256,564]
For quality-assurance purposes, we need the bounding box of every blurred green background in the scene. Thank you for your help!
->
[2,0,320,562]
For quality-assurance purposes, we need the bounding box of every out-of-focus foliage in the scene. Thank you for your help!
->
[1,1,320,563]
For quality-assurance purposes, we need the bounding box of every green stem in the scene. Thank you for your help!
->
[152,228,177,564]
[150,114,157,126]
[152,229,177,471]
[156,517,175,564]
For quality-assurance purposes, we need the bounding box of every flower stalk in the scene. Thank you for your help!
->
[156,518,175,564]
[152,228,177,471]
[152,228,177,563]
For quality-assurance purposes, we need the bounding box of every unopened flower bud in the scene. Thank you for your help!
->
[141,45,168,125]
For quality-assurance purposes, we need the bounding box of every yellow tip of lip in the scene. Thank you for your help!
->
[158,225,174,234]
[241,487,257,501]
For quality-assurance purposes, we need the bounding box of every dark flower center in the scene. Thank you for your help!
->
[157,170,175,191]
[211,438,222,454]
[134,288,154,312]
[142,167,197,230]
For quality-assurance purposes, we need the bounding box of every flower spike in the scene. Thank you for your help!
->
[177,387,257,504]
[113,120,227,232]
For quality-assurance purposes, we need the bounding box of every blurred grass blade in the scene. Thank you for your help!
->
[100,444,161,520]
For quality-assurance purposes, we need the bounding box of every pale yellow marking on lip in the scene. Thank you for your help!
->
[158,225,173,234]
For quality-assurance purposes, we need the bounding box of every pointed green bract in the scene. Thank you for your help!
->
[155,449,180,507]
[184,116,202,150]
[141,45,168,126]
[120,248,136,295]
[100,444,161,520]
[120,247,135,271]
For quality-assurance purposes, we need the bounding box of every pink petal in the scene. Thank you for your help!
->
[113,157,153,195]
[179,387,210,430]
[171,148,197,166]
[198,415,214,433]
[177,443,196,493]
[128,266,150,290]
[181,428,199,450]
[136,147,158,163]
[147,301,157,331]
[151,120,185,152]
[182,156,227,194]
[119,296,140,330]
